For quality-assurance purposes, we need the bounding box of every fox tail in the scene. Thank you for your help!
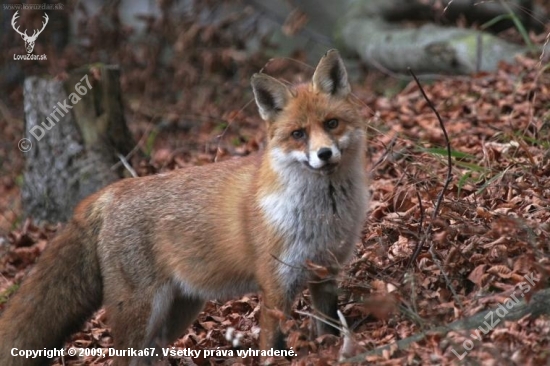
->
[0,198,103,366]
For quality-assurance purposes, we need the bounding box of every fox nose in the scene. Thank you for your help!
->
[317,148,332,161]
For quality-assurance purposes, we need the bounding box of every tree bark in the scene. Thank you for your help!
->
[21,65,134,223]
[334,0,532,75]
[336,18,525,74]
[346,0,545,33]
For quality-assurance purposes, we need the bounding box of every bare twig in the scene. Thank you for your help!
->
[214,98,254,163]
[406,68,458,307]
[294,309,340,332]
[443,0,455,13]
[117,153,138,178]
[429,245,463,309]
[407,67,453,260]
[537,29,550,69]
[406,188,425,271]
[246,0,332,46]
[111,121,155,171]
[343,288,550,363]
[370,135,398,171]
[337,310,355,361]
[414,190,424,237]
[367,58,457,81]
[269,253,302,270]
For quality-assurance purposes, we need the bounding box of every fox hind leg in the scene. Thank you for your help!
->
[158,293,205,345]
[108,285,204,366]
[108,291,157,366]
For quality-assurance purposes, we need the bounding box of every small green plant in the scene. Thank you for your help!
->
[144,128,159,158]
[481,3,535,50]
[0,284,20,305]
[214,122,228,132]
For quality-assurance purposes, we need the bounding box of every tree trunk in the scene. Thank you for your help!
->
[21,65,134,223]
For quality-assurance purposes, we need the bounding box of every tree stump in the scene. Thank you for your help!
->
[21,65,135,223]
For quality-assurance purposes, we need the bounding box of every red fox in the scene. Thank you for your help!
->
[0,49,368,365]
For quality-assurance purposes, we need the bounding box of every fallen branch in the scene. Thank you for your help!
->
[334,0,542,74]
[343,288,550,362]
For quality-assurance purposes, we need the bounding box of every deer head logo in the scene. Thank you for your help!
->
[11,11,49,54]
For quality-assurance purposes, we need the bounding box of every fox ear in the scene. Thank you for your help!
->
[312,49,350,98]
[251,73,292,121]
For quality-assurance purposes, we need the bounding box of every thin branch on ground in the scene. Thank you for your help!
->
[343,288,550,363]
[406,189,425,271]
[406,68,459,308]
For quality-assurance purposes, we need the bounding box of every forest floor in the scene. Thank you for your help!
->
[1,5,550,365]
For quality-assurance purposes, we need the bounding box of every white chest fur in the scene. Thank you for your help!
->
[259,149,368,287]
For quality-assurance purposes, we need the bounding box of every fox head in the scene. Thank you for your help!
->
[251,49,364,176]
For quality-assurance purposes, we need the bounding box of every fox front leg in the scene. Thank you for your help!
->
[258,282,294,351]
[308,276,339,337]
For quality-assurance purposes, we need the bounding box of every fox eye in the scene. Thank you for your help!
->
[325,119,339,129]
[291,129,306,140]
